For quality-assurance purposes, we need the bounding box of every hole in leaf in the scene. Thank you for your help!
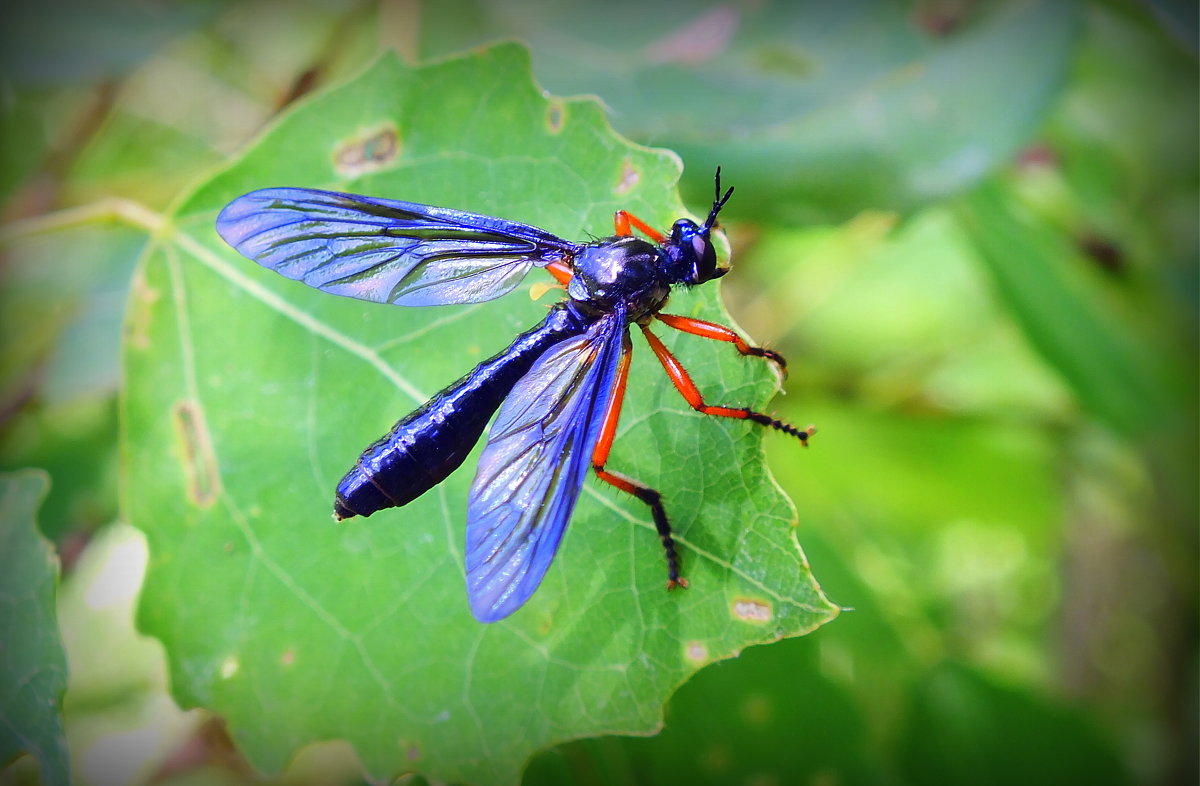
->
[731,597,773,623]
[615,159,639,196]
[219,656,239,679]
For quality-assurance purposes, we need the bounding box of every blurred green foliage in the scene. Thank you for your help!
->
[0,471,68,786]
[0,1,1195,785]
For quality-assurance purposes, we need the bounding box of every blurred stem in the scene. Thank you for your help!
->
[0,198,163,247]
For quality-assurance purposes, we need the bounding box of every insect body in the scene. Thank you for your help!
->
[216,170,812,622]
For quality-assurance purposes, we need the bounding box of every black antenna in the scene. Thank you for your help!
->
[703,166,735,232]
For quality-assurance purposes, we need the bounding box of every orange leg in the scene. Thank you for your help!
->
[640,325,814,445]
[614,210,666,244]
[656,313,787,371]
[592,333,687,589]
[545,260,573,285]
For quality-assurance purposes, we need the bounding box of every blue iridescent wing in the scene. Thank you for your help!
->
[465,307,628,622]
[215,188,579,306]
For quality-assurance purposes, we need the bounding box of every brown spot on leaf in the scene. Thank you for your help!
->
[174,400,220,508]
[333,124,401,177]
[545,100,566,134]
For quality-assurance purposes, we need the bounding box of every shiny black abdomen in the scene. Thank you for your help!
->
[334,303,590,519]
[336,235,675,520]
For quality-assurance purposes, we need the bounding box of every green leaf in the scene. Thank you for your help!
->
[123,43,837,785]
[0,470,69,786]
[421,0,1082,221]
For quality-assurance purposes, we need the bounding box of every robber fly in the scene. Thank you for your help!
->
[216,169,812,622]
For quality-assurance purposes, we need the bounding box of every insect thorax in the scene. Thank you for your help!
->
[568,236,672,321]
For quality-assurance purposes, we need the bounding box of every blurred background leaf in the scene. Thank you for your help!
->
[0,470,69,786]
[421,0,1082,222]
[0,1,1194,785]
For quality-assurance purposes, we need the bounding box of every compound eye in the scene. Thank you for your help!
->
[690,234,707,259]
